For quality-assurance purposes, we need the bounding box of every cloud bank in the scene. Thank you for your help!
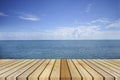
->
[0,18,120,40]
[0,27,120,40]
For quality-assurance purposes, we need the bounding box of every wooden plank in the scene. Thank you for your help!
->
[17,60,44,80]
[95,60,120,74]
[67,60,81,80]
[39,59,55,80]
[0,59,119,80]
[0,60,14,67]
[72,59,92,80]
[78,60,103,80]
[0,60,21,70]
[105,60,120,67]
[50,59,60,80]
[0,59,12,63]
[0,60,33,80]
[83,60,114,80]
[60,60,71,80]
[28,60,50,80]
[89,60,120,80]
[0,60,27,75]
[6,60,39,80]
[111,59,120,61]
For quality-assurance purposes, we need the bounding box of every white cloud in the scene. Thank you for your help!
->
[85,4,92,12]
[49,26,100,39]
[0,17,120,40]
[106,19,120,28]
[91,18,110,24]
[19,14,39,21]
[0,25,120,40]
[0,12,8,16]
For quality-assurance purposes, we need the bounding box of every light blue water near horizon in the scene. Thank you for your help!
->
[0,40,120,59]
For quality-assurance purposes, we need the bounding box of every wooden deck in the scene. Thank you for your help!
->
[0,59,120,80]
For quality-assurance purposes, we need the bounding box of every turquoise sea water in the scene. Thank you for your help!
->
[0,40,120,59]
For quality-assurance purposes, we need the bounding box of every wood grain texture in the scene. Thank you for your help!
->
[72,59,92,80]
[7,60,38,80]
[28,60,50,80]
[17,60,44,80]
[77,60,103,80]
[60,60,71,80]
[89,60,120,80]
[50,60,60,80]
[39,59,55,80]
[0,59,119,80]
[83,60,114,80]
[67,60,81,80]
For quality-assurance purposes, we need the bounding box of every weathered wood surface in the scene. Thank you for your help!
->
[0,59,120,80]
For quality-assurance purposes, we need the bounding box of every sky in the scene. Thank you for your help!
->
[0,0,120,40]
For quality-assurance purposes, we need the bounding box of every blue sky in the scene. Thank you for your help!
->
[0,0,120,40]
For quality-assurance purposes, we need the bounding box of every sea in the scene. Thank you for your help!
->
[0,40,120,59]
